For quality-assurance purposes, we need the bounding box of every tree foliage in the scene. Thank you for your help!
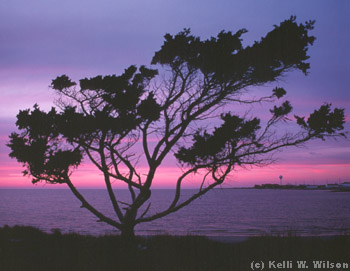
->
[8,17,345,239]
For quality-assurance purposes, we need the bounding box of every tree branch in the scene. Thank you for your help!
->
[99,132,124,221]
[65,177,121,229]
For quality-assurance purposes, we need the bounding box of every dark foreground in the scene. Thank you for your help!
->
[1,226,350,271]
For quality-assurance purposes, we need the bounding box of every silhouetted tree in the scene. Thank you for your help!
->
[8,17,345,241]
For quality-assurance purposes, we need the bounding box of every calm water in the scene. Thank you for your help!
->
[0,189,350,237]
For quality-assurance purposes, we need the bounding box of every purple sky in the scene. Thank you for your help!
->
[1,0,349,188]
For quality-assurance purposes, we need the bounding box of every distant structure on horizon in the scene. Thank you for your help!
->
[279,175,283,185]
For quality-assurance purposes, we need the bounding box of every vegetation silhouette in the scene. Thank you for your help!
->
[8,17,345,242]
[1,225,350,271]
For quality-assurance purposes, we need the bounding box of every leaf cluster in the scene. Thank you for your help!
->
[295,104,345,139]
[175,114,260,166]
[152,16,315,85]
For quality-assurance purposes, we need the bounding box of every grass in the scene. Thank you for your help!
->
[1,225,350,271]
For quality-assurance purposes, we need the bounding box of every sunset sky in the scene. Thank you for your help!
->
[1,0,349,188]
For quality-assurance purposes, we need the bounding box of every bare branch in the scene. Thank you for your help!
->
[65,177,121,229]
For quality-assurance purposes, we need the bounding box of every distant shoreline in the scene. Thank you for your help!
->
[216,183,350,192]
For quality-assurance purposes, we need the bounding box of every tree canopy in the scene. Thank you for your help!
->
[8,17,345,240]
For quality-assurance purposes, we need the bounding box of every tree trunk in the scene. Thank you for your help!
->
[120,223,136,242]
[120,209,137,245]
